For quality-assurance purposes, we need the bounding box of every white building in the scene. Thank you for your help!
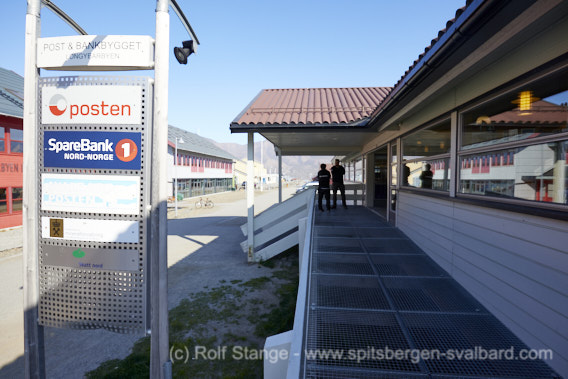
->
[167,125,236,198]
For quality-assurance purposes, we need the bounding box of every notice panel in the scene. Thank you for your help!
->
[41,217,139,243]
[42,245,139,271]
[37,35,154,71]
[43,131,142,170]
[41,85,142,125]
[41,174,140,215]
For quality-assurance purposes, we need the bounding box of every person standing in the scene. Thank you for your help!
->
[331,159,347,209]
[419,163,433,189]
[317,163,331,211]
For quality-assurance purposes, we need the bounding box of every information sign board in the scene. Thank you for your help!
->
[41,217,139,243]
[38,75,150,333]
[37,35,154,71]
[41,173,140,215]
[43,131,142,170]
[41,84,142,125]
[42,245,139,271]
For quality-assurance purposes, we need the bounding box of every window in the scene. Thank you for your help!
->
[0,126,5,153]
[402,120,451,191]
[12,187,23,212]
[459,66,568,205]
[0,188,6,214]
[10,129,23,153]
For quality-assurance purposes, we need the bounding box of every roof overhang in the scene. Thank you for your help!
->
[230,123,376,156]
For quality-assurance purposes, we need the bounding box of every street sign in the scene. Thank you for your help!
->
[37,35,154,71]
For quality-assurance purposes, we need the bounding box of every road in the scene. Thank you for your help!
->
[0,186,296,378]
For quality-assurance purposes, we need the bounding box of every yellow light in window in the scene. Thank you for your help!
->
[512,91,539,115]
[519,91,533,111]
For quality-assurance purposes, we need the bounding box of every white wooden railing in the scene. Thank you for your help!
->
[240,188,315,262]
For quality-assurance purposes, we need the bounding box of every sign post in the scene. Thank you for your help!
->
[23,1,44,377]
[23,2,198,378]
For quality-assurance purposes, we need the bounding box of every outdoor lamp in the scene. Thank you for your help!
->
[174,40,195,64]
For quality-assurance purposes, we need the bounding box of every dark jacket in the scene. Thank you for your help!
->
[330,165,345,185]
[317,169,331,190]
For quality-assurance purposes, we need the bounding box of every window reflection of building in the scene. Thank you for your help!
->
[459,79,568,205]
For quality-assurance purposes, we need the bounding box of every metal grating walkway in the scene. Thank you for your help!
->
[302,206,558,378]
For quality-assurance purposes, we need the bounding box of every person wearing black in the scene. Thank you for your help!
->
[419,163,433,189]
[317,163,331,211]
[330,159,347,209]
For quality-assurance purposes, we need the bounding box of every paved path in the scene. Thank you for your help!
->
[0,186,296,378]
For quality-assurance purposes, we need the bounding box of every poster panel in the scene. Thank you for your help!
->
[41,173,140,215]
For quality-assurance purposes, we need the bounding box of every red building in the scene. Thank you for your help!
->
[0,68,24,229]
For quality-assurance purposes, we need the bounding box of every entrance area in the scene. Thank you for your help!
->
[372,147,388,218]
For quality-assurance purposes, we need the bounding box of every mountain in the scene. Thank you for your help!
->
[210,139,333,180]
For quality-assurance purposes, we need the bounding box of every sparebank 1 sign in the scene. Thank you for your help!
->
[42,85,142,125]
[44,131,141,170]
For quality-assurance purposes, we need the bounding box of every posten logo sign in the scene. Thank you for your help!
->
[42,85,142,125]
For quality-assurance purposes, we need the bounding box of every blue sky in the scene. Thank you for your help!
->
[1,0,463,144]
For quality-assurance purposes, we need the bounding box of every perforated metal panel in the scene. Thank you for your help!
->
[37,76,152,333]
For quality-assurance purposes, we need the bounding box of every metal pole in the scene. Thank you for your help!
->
[151,0,171,378]
[277,147,282,203]
[247,132,255,262]
[174,139,178,217]
[23,1,45,378]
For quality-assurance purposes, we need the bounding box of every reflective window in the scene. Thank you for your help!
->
[402,121,451,191]
[12,187,23,212]
[390,143,398,186]
[0,188,6,213]
[459,140,568,204]
[462,84,568,150]
[10,128,23,153]
[0,126,5,153]
[459,68,568,205]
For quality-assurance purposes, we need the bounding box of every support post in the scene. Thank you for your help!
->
[23,1,45,377]
[247,132,255,262]
[277,147,282,203]
[151,0,171,378]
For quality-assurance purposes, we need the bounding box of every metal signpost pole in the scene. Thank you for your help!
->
[175,138,178,217]
[23,1,45,377]
[151,0,171,377]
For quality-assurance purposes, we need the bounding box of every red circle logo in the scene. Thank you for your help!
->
[49,94,67,116]
[115,139,138,162]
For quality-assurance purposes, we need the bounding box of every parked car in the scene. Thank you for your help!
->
[295,181,318,194]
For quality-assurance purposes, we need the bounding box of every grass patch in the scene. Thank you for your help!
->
[86,254,299,379]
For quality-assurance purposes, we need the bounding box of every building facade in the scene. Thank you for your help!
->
[167,125,235,198]
[231,1,568,375]
[0,68,24,229]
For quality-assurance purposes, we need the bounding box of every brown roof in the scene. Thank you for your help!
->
[231,87,391,127]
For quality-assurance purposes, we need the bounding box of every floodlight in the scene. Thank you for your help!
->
[174,40,195,65]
